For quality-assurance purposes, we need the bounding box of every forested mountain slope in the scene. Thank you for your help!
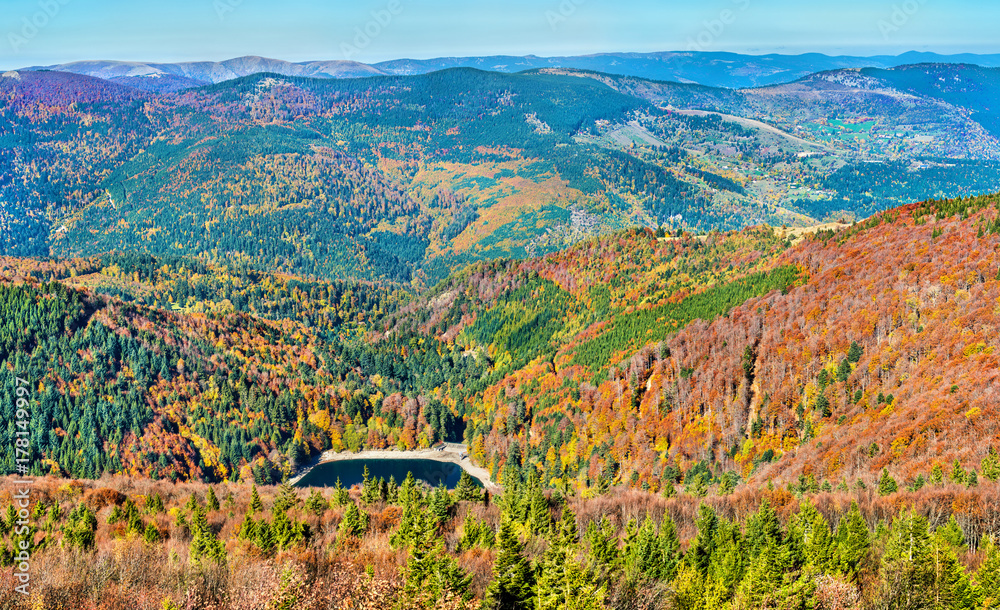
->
[2,194,999,496]
[398,194,1000,495]
[5,65,1000,287]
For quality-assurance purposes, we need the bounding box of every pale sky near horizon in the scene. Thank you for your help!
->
[1,0,998,69]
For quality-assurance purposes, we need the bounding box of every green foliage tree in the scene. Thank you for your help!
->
[189,506,226,565]
[482,517,534,610]
[536,505,604,610]
[205,486,220,511]
[878,469,898,496]
[835,502,870,581]
[339,502,369,539]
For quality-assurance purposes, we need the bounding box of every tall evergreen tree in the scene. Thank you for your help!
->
[482,518,534,610]
[835,501,870,581]
[535,506,604,610]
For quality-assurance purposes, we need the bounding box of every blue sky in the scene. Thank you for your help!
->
[2,0,998,68]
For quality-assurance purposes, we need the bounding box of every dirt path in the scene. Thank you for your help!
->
[290,442,498,492]
[671,108,832,151]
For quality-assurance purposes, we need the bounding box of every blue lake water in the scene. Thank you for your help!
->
[294,458,478,490]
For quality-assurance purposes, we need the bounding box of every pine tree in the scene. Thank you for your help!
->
[798,502,834,572]
[455,470,482,502]
[688,503,719,575]
[145,493,164,514]
[585,517,620,573]
[399,510,472,609]
[142,522,160,544]
[398,472,422,507]
[931,463,945,486]
[936,515,967,551]
[361,465,380,505]
[656,513,681,580]
[950,460,966,485]
[304,489,327,516]
[249,485,264,514]
[189,506,226,565]
[983,447,1000,482]
[847,341,864,363]
[339,502,369,539]
[744,498,783,557]
[205,486,220,511]
[527,487,551,535]
[835,501,870,581]
[535,505,604,610]
[335,478,351,506]
[482,518,534,610]
[977,536,1000,607]
[387,475,400,504]
[880,510,933,609]
[273,482,298,512]
[430,485,453,526]
[878,469,898,496]
[930,530,976,609]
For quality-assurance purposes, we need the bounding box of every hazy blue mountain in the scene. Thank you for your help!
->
[22,51,1000,90]
[372,51,1000,88]
[22,56,384,85]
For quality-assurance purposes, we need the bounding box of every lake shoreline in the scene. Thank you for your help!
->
[290,443,498,492]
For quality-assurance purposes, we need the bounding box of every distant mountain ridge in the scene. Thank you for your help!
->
[22,50,1000,90]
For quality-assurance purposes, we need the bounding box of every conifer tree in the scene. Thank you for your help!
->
[585,516,620,573]
[189,506,226,565]
[950,460,966,485]
[656,513,681,581]
[249,485,264,514]
[482,518,535,610]
[145,493,164,514]
[142,522,160,544]
[304,489,327,516]
[835,501,870,581]
[936,515,967,551]
[931,463,945,486]
[797,502,834,572]
[455,470,482,502]
[361,465,380,505]
[430,485,453,526]
[527,487,551,535]
[535,505,604,610]
[398,472,422,507]
[339,502,369,539]
[880,510,933,609]
[878,469,898,496]
[205,486,220,511]
[977,536,1000,607]
[688,503,719,575]
[399,510,472,609]
[930,529,976,609]
[983,447,1000,482]
[334,477,351,506]
[270,483,295,512]
[387,475,400,504]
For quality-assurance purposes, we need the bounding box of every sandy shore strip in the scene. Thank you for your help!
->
[290,442,498,492]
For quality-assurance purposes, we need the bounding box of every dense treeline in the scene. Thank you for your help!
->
[0,275,491,482]
[1,475,999,609]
